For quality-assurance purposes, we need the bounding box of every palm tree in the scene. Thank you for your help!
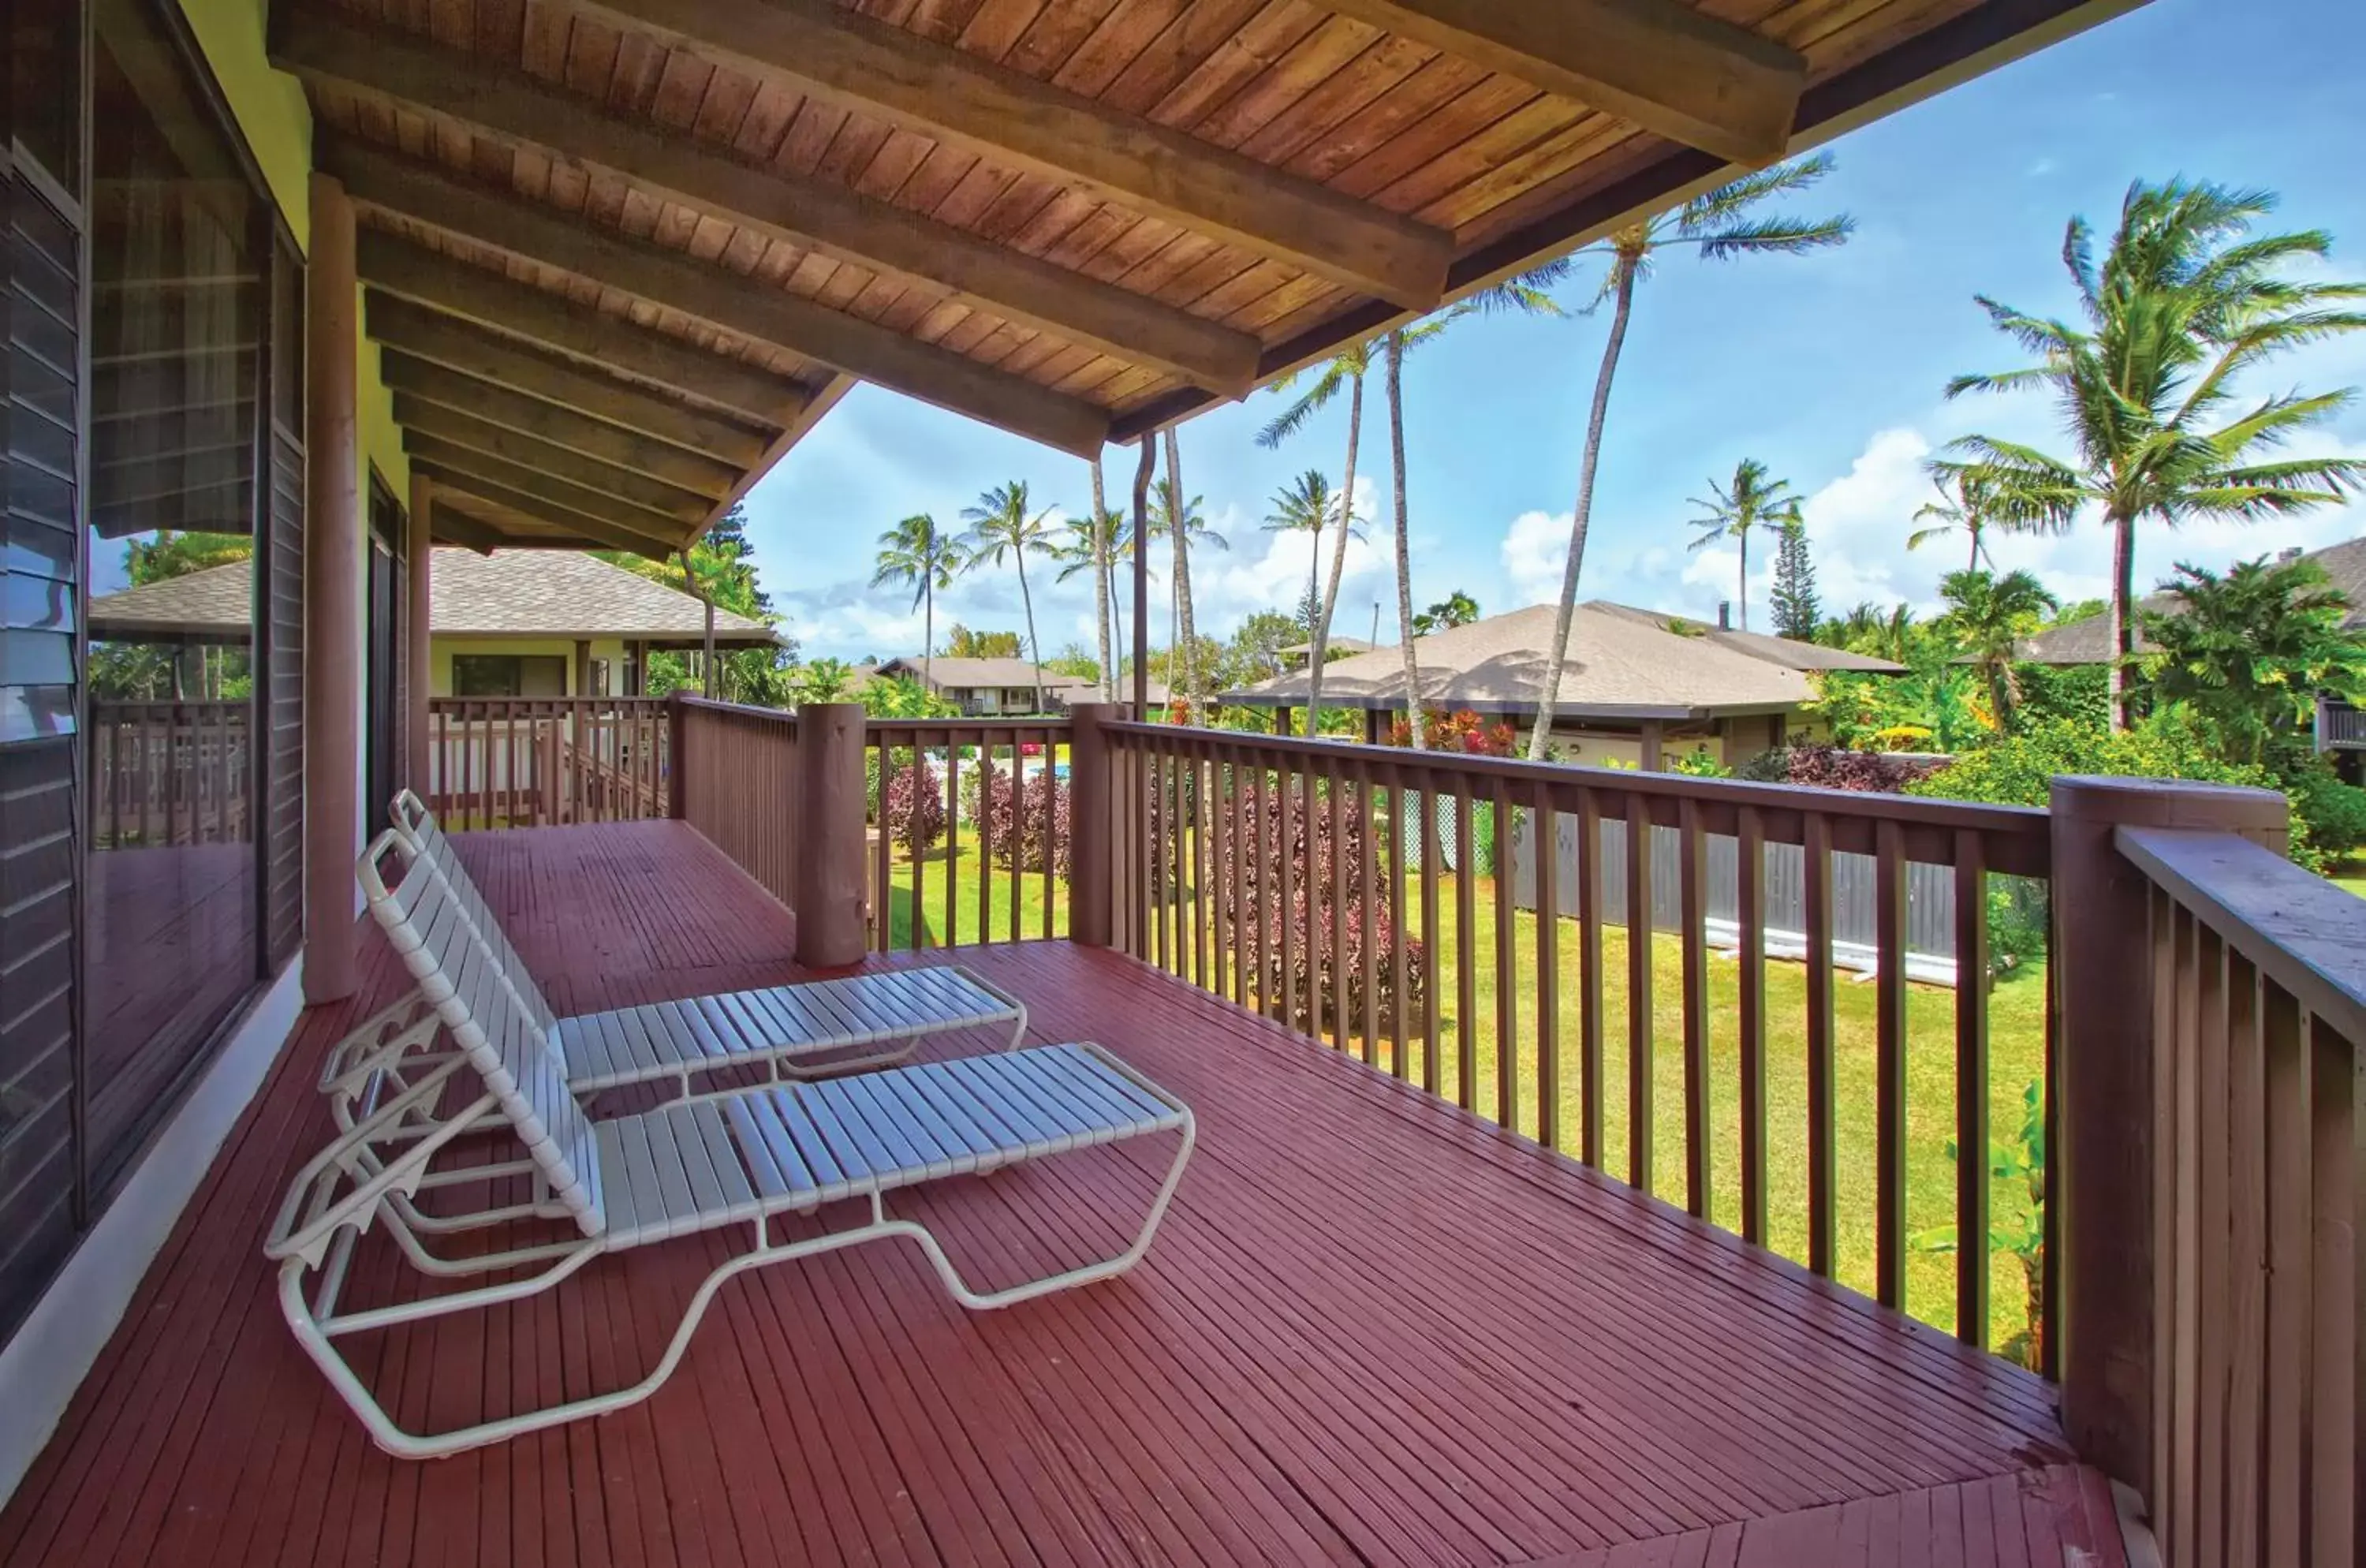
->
[1259,338,1375,734]
[1936,568,2058,728]
[1908,470,1999,573]
[961,481,1059,712]
[869,513,965,688]
[1148,478,1226,705]
[1263,470,1338,627]
[1682,458,1797,632]
[1528,155,1852,758]
[1938,178,2366,729]
[1088,457,1114,701]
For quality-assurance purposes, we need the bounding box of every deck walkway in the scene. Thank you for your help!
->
[0,820,2128,1566]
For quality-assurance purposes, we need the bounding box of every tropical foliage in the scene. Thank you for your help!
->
[1411,591,1480,636]
[2136,554,2366,767]
[870,513,965,688]
[1769,517,1819,640]
[1936,567,2058,726]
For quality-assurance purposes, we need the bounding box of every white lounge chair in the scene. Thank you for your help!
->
[267,828,1194,1460]
[329,790,1027,1116]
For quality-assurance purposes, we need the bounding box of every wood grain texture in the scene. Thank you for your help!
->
[0,819,2120,1568]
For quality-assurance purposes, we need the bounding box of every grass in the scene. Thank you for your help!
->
[879,837,2046,1359]
[2328,859,2366,900]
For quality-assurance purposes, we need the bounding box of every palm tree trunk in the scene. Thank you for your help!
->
[1089,457,1113,702]
[1308,368,1365,737]
[923,581,933,693]
[1528,254,1638,761]
[1017,554,1043,714]
[1165,427,1198,717]
[1386,331,1425,752]
[1737,526,1749,633]
[2107,510,2135,731]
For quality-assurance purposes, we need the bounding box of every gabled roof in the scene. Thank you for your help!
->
[89,549,779,645]
[1589,603,1908,673]
[2014,538,2366,663]
[1224,603,1815,719]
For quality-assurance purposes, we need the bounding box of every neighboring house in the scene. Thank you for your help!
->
[1588,602,1909,674]
[1225,600,1900,769]
[90,547,780,699]
[2013,538,2366,768]
[872,656,1095,715]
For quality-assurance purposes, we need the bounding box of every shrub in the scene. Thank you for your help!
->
[880,757,947,854]
[961,761,1073,878]
[1386,708,1519,756]
[2286,765,2366,860]
[1744,745,1942,793]
[1209,775,1427,1036]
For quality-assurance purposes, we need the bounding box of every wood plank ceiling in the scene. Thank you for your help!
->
[268,0,2140,554]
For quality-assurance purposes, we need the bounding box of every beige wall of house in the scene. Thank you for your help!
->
[431,637,635,697]
[1536,709,1830,771]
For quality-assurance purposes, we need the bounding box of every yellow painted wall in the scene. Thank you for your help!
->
[431,637,629,697]
[174,0,409,504]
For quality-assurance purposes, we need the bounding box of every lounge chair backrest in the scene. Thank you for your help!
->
[389,791,562,1043]
[360,829,606,1236]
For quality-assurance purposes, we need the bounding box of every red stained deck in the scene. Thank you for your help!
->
[0,821,2128,1567]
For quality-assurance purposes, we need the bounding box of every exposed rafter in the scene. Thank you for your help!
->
[426,497,511,554]
[279,12,1260,396]
[569,0,1454,309]
[357,231,810,426]
[1319,0,1804,169]
[377,352,744,499]
[392,395,713,522]
[401,433,697,545]
[322,136,1112,458]
[364,289,770,465]
[414,462,674,559]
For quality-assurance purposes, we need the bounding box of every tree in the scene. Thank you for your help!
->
[1528,154,1852,758]
[1683,457,1797,632]
[961,481,1058,711]
[1041,644,1100,681]
[2137,554,2366,768]
[1412,591,1480,637]
[1259,336,1372,741]
[1939,178,2366,730]
[942,624,1022,659]
[603,502,793,704]
[1262,469,1341,637]
[1088,457,1114,701]
[869,513,965,688]
[1769,514,1819,640]
[125,529,252,583]
[1908,469,2000,572]
[1148,445,1226,711]
[1937,567,2058,728]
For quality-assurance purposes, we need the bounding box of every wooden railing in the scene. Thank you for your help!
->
[89,700,251,848]
[2319,695,2366,752]
[1095,717,2053,1353]
[425,697,670,831]
[865,718,1073,952]
[675,697,799,911]
[2112,819,2360,1568]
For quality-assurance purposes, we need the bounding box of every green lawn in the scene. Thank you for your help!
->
[881,839,2044,1360]
[880,840,1069,949]
[2330,860,2366,900]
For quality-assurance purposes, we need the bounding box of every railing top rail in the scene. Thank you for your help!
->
[674,695,798,726]
[1102,719,2051,876]
[431,695,670,709]
[2116,823,2366,1042]
[865,716,1075,736]
[91,699,251,715]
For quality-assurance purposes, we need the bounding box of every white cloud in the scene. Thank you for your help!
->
[1500,509,1573,607]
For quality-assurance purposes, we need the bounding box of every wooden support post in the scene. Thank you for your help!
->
[793,702,868,968]
[1069,703,1114,949]
[406,474,433,788]
[1364,708,1386,746]
[1275,707,1293,738]
[573,639,592,697]
[1639,720,1665,774]
[2050,775,2289,1492]
[666,691,688,819]
[303,172,363,1003]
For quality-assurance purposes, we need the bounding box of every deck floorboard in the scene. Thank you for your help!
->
[0,821,2125,1566]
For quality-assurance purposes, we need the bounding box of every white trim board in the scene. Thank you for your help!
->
[0,960,306,1507]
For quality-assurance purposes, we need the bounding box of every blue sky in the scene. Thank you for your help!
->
[744,0,2366,665]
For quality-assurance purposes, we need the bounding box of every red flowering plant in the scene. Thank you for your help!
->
[1384,708,1518,756]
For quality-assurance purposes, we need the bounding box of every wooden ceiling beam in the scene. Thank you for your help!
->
[364,289,771,466]
[403,432,689,543]
[392,394,714,522]
[425,497,511,554]
[284,13,1259,396]
[323,136,1110,459]
[572,0,1452,309]
[414,463,674,559]
[1319,0,1804,169]
[377,351,742,499]
[357,231,809,426]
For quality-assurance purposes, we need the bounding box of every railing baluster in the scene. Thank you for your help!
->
[1388,778,1407,1078]
[1453,776,1476,1111]
[1327,762,1345,1051]
[1875,816,1909,1309]
[1211,756,1232,1004]
[872,735,890,953]
[1357,764,1377,1066]
[1577,789,1604,1170]
[1302,763,1323,1043]
[2197,921,2234,1560]
[1421,775,1442,1096]
[2222,947,2265,1566]
[947,733,965,948]
[1491,782,1513,1125]
[1737,805,1768,1246]
[909,736,927,951]
[1250,757,1269,1011]
[2305,1011,2357,1568]
[1625,793,1654,1193]
[1680,797,1711,1219]
[1534,783,1559,1153]
[1279,752,1298,1031]
[1952,828,1989,1344]
[1804,811,1837,1276]
[2260,977,2306,1568]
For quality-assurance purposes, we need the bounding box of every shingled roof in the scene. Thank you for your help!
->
[2014,537,2366,664]
[1589,603,1909,673]
[89,549,780,645]
[1225,602,1817,719]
